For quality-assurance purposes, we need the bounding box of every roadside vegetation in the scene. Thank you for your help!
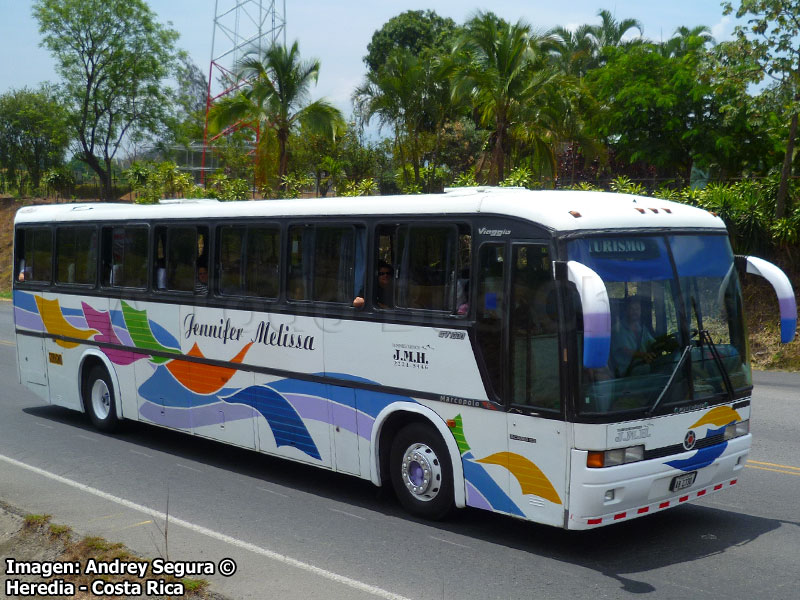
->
[0,0,798,367]
[0,508,222,600]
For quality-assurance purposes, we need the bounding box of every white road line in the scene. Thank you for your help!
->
[35,423,53,429]
[175,463,203,474]
[77,434,98,442]
[0,453,412,600]
[429,535,471,550]
[329,508,367,520]
[257,486,289,498]
[129,450,153,458]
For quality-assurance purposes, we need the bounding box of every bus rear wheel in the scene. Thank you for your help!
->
[389,423,453,520]
[83,366,119,432]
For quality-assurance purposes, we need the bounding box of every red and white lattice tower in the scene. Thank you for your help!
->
[201,0,287,180]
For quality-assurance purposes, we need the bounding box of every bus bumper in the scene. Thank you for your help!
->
[566,434,751,530]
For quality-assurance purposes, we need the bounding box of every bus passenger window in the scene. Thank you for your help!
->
[102,227,148,288]
[218,226,244,295]
[313,226,355,303]
[16,228,52,283]
[155,226,208,293]
[56,226,97,285]
[245,226,279,298]
[288,225,312,301]
[397,226,457,311]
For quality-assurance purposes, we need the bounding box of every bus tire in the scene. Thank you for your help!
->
[83,366,119,432]
[389,422,454,520]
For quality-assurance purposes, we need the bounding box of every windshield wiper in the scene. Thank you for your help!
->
[697,329,734,401]
[689,297,734,401]
[647,344,692,417]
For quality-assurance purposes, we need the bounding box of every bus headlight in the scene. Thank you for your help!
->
[587,445,645,468]
[723,419,749,441]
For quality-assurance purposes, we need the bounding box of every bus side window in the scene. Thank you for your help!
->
[17,228,52,283]
[56,226,97,286]
[397,225,457,311]
[313,226,355,303]
[476,243,506,399]
[102,226,148,288]
[288,225,312,301]
[245,226,280,298]
[510,244,561,411]
[218,225,244,295]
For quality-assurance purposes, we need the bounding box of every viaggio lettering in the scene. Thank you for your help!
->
[252,321,316,350]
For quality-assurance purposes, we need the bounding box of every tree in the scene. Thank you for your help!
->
[723,0,800,218]
[364,10,457,74]
[588,8,644,54]
[451,12,563,185]
[33,0,179,200]
[207,41,345,189]
[0,86,69,194]
[354,49,442,188]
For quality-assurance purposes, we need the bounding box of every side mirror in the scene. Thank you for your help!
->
[739,256,797,343]
[557,261,611,368]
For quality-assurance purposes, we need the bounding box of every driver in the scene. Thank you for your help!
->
[612,296,656,376]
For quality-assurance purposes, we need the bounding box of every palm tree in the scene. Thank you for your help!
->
[451,12,562,185]
[588,9,643,65]
[661,25,714,58]
[547,24,595,79]
[354,50,434,188]
[208,41,345,187]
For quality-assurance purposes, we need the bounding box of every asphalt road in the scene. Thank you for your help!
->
[0,299,798,600]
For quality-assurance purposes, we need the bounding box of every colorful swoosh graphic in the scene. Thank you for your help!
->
[165,341,253,394]
[121,301,180,363]
[222,385,321,460]
[477,452,562,505]
[82,302,148,366]
[35,296,98,348]
[452,413,561,514]
[690,406,740,429]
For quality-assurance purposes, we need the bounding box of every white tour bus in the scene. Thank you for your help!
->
[12,187,796,529]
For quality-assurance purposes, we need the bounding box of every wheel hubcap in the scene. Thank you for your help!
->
[91,380,111,420]
[400,443,442,502]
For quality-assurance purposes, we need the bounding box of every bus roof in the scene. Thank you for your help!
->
[13,187,725,233]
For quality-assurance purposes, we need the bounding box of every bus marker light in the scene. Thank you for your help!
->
[659,501,670,509]
[714,484,723,490]
[614,512,626,520]
[569,211,582,218]
[638,507,649,514]
[446,419,456,428]
[587,452,605,468]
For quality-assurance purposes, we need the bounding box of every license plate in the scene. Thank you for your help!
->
[670,471,697,492]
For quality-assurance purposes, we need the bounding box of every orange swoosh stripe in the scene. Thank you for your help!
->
[165,341,253,394]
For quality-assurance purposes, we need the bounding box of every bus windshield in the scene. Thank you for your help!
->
[568,234,751,417]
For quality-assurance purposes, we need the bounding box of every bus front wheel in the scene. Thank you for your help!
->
[83,366,119,432]
[389,423,454,519]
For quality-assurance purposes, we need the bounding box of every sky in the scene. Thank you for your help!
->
[0,0,738,120]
